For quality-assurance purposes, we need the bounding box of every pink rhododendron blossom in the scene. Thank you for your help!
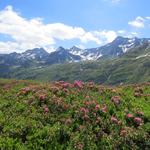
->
[95,104,100,110]
[111,96,121,105]
[74,80,83,89]
[44,106,49,113]
[111,116,118,124]
[102,104,107,113]
[80,107,89,114]
[21,87,30,94]
[62,82,71,88]
[134,117,142,125]
[126,114,133,118]
[39,95,46,101]
[93,113,97,117]
[120,129,126,136]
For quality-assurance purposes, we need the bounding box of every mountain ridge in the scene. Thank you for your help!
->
[0,36,150,66]
[0,36,150,85]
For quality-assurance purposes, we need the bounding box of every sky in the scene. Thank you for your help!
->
[0,0,150,53]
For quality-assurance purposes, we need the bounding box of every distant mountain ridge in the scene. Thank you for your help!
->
[0,36,150,67]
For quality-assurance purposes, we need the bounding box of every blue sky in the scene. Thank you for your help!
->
[0,0,150,53]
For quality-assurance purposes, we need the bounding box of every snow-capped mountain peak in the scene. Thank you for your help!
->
[68,36,150,60]
[69,46,84,56]
[0,36,150,66]
[20,48,49,60]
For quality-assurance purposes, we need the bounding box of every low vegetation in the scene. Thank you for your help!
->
[0,79,150,149]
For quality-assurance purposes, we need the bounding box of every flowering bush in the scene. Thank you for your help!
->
[134,117,143,126]
[111,116,119,124]
[111,96,121,105]
[0,79,149,149]
[74,80,83,89]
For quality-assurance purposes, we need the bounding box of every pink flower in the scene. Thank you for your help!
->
[111,96,121,105]
[111,116,119,124]
[80,107,89,114]
[21,87,30,94]
[87,82,95,88]
[102,104,107,113]
[120,129,126,137]
[62,82,71,88]
[80,107,86,112]
[134,117,142,125]
[126,114,133,118]
[44,106,49,113]
[23,87,30,92]
[74,80,83,89]
[39,95,46,101]
[95,104,100,110]
[93,113,97,117]
[88,82,94,85]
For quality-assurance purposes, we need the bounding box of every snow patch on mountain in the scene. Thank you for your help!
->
[118,38,136,53]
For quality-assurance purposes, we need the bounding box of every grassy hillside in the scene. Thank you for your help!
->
[0,79,150,149]
[6,55,150,85]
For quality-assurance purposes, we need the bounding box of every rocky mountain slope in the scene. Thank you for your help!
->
[0,36,150,85]
[0,36,150,67]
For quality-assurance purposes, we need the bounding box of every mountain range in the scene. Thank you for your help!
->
[1,36,150,66]
[0,36,150,85]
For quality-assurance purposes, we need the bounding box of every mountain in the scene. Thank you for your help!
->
[0,48,49,67]
[0,36,150,67]
[0,36,150,84]
[45,46,81,64]
[68,36,150,60]
[0,40,149,84]
[20,48,49,61]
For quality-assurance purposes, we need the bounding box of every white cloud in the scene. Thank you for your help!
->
[128,16,150,29]
[117,30,138,38]
[145,16,150,20]
[0,5,139,54]
[0,41,19,53]
[94,30,117,43]
[128,16,145,28]
[80,32,102,44]
[0,6,103,53]
[117,30,126,34]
